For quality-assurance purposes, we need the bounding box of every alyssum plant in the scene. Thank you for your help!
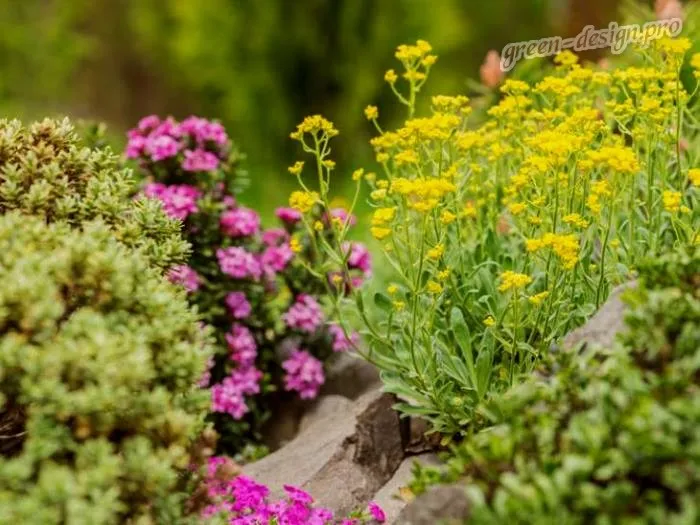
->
[287,39,699,437]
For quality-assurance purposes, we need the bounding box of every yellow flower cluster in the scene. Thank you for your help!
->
[290,115,339,140]
[498,271,533,292]
[587,146,640,175]
[289,190,319,213]
[390,177,456,213]
[526,233,580,270]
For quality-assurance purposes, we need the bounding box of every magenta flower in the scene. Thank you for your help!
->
[182,148,220,172]
[329,207,357,227]
[220,207,261,237]
[283,294,324,333]
[282,349,325,400]
[217,247,263,280]
[125,135,147,159]
[167,264,201,292]
[211,367,262,419]
[262,228,288,246]
[145,134,181,161]
[262,243,294,273]
[225,324,257,366]
[226,291,252,319]
[143,183,200,221]
[137,114,161,132]
[276,207,303,224]
[344,241,372,276]
[328,324,359,352]
[368,502,386,523]
[180,116,229,146]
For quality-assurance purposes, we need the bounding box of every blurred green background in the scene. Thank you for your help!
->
[0,0,626,217]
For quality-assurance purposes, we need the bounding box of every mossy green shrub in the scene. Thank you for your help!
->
[0,213,212,524]
[409,248,700,524]
[0,118,188,270]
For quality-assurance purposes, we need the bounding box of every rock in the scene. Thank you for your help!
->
[397,483,471,525]
[298,395,354,434]
[260,398,305,450]
[372,453,441,524]
[243,388,403,515]
[321,353,380,399]
[564,282,636,350]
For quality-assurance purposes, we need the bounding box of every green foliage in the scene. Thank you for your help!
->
[410,247,700,524]
[0,213,212,525]
[0,118,189,270]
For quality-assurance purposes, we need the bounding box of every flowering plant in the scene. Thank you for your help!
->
[190,457,386,524]
[288,39,699,437]
[127,116,370,452]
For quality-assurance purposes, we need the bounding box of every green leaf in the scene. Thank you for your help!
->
[451,307,477,386]
[373,292,393,313]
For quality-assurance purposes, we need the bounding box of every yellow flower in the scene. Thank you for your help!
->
[387,284,398,295]
[508,202,526,216]
[372,207,397,226]
[427,281,443,294]
[393,300,406,311]
[437,269,451,281]
[290,115,339,140]
[331,274,344,285]
[371,227,392,240]
[421,54,438,67]
[364,172,377,183]
[562,213,589,228]
[483,316,496,327]
[440,210,457,225]
[688,169,700,186]
[609,239,620,248]
[289,191,319,213]
[371,189,387,201]
[427,244,445,260]
[498,271,532,292]
[322,159,336,170]
[663,190,682,213]
[290,237,302,253]
[528,291,550,306]
[554,50,579,67]
[352,168,364,181]
[313,221,324,232]
[691,53,700,71]
[288,161,304,176]
[384,69,398,84]
[364,105,379,120]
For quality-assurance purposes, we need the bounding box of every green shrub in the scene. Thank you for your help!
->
[0,118,188,270]
[410,248,700,524]
[0,213,212,524]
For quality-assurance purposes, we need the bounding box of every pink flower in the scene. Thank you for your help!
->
[368,502,386,523]
[211,368,262,419]
[167,264,201,292]
[276,207,302,224]
[262,243,294,273]
[282,349,325,400]
[262,228,288,246]
[283,486,314,506]
[217,247,263,280]
[220,207,261,237]
[226,291,252,319]
[125,135,147,159]
[328,324,359,352]
[137,115,161,132]
[328,208,357,227]
[344,242,372,276]
[180,116,229,146]
[143,183,200,221]
[283,294,324,333]
[226,324,257,367]
[182,148,220,172]
[145,134,181,161]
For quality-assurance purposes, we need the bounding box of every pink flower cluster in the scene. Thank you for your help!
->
[167,264,201,292]
[226,323,257,366]
[226,292,252,319]
[218,247,263,280]
[211,366,262,420]
[328,324,359,353]
[144,182,200,221]
[126,115,229,172]
[202,458,385,524]
[221,207,261,237]
[282,349,325,400]
[283,294,324,333]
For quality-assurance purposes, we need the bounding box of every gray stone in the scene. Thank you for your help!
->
[321,353,381,399]
[243,388,403,515]
[372,453,441,524]
[397,483,471,525]
[298,395,354,434]
[563,282,636,350]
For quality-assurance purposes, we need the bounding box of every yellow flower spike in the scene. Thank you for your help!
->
[663,190,682,213]
[498,271,533,292]
[483,316,496,327]
[371,227,392,240]
[440,210,457,225]
[289,191,319,213]
[688,169,700,186]
[427,244,445,260]
[528,291,550,306]
[364,106,379,121]
[288,161,304,176]
[427,281,443,294]
[384,69,398,84]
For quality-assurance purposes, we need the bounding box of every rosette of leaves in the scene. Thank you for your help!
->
[0,213,212,525]
[409,247,700,524]
[0,118,189,270]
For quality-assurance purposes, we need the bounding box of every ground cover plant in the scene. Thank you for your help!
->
[0,213,212,524]
[126,115,370,453]
[408,246,700,523]
[287,37,699,438]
